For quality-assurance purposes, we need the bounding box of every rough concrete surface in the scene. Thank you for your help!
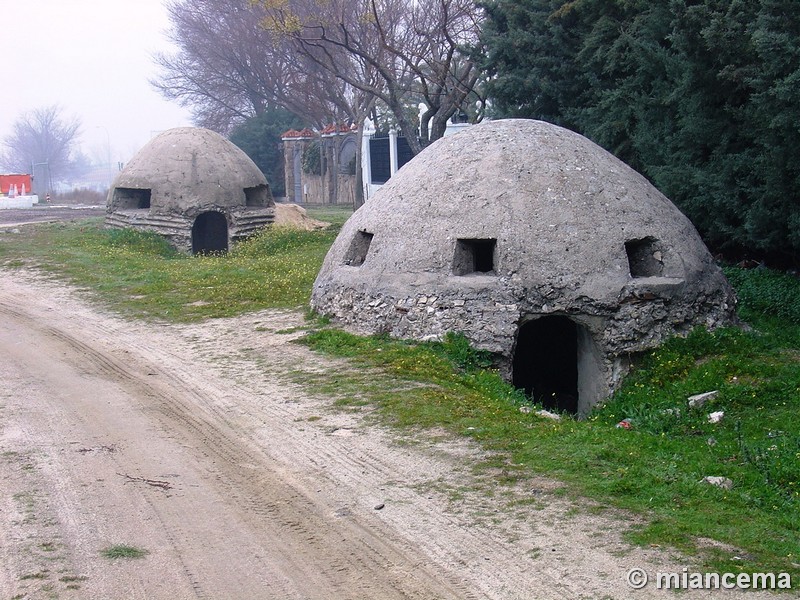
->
[311,119,737,413]
[106,127,274,252]
[107,127,271,214]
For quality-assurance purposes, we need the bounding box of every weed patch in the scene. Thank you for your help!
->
[0,219,340,322]
[100,545,149,560]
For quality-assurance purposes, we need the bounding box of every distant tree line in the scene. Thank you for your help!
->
[479,0,800,264]
[3,1,794,262]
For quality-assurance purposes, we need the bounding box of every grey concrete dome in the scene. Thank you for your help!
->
[106,127,274,253]
[311,119,737,415]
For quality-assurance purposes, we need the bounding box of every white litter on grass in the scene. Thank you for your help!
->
[688,390,719,408]
[701,476,733,490]
[535,409,561,421]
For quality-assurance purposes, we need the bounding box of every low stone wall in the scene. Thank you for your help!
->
[311,270,737,411]
[106,206,275,253]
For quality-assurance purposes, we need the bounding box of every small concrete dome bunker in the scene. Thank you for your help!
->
[311,119,737,416]
[106,127,274,253]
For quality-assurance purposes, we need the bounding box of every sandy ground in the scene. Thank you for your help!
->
[0,204,106,228]
[0,273,784,598]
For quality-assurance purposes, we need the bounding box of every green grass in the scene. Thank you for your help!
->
[0,217,341,321]
[298,269,800,580]
[300,205,355,227]
[100,545,148,560]
[0,216,798,581]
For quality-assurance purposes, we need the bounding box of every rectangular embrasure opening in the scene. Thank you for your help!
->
[114,187,151,209]
[453,238,496,275]
[625,237,664,277]
[344,230,374,266]
[244,184,269,207]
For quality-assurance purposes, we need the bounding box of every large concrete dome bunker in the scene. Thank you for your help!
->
[311,119,737,417]
[106,127,274,253]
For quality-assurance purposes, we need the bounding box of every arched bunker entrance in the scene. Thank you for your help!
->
[192,211,228,254]
[512,316,604,418]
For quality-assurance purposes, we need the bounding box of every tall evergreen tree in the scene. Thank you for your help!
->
[229,108,305,197]
[479,0,800,263]
[479,0,585,127]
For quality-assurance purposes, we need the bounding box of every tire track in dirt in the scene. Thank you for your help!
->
[0,272,777,600]
[82,326,543,599]
[0,293,474,600]
[0,310,612,599]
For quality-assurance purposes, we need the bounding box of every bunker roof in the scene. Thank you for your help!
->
[108,127,270,214]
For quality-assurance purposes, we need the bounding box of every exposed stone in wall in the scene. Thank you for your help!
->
[312,273,734,367]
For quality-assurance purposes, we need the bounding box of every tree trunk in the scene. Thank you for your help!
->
[354,120,365,209]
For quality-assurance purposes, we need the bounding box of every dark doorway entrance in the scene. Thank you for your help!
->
[192,211,228,254]
[512,316,579,414]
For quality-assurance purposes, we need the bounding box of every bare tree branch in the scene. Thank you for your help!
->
[0,105,83,181]
[152,0,362,132]
[257,0,486,154]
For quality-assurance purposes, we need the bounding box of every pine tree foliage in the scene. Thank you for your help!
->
[480,0,800,263]
[229,108,305,197]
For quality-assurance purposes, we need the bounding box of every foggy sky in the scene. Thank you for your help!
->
[2,0,193,167]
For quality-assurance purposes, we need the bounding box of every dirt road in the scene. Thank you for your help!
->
[0,272,772,599]
[0,204,105,228]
